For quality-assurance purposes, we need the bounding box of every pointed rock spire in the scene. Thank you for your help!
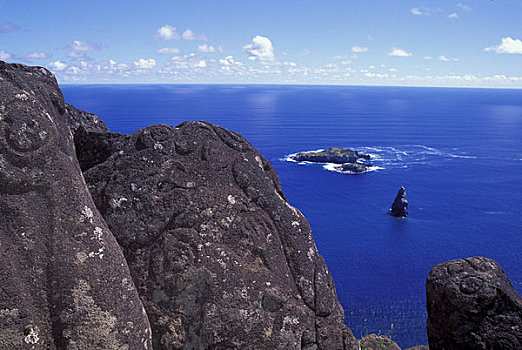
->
[391,186,408,217]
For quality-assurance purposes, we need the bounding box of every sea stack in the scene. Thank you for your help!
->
[390,186,408,217]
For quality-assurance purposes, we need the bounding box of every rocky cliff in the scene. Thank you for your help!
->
[0,61,357,349]
[0,61,152,348]
[76,124,358,349]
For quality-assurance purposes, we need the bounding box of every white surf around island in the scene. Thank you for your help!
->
[283,149,382,175]
[284,145,477,174]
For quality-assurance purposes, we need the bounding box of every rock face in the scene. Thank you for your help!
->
[290,147,370,164]
[0,61,152,348]
[359,334,400,350]
[426,256,522,350]
[78,122,359,349]
[390,187,408,217]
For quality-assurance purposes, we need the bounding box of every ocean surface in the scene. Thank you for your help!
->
[62,84,522,348]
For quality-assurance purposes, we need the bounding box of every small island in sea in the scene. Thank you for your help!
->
[288,147,374,174]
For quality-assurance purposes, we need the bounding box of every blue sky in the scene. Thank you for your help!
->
[1,0,521,87]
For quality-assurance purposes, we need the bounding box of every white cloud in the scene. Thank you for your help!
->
[388,48,412,57]
[439,55,459,62]
[68,51,89,60]
[158,47,180,54]
[352,46,368,53]
[26,52,51,59]
[219,56,242,66]
[447,13,459,19]
[457,3,472,11]
[68,40,99,51]
[67,66,80,75]
[424,56,433,60]
[49,61,68,71]
[0,50,12,60]
[365,72,389,79]
[134,58,156,69]
[182,29,196,40]
[244,36,275,61]
[411,8,424,15]
[485,37,522,54]
[166,53,207,69]
[198,44,215,53]
[108,59,130,72]
[156,25,180,40]
[389,68,398,72]
[218,56,246,74]
[411,7,439,16]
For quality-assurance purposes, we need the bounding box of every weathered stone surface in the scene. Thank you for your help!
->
[359,334,400,350]
[426,256,522,350]
[0,61,152,349]
[79,121,358,349]
[290,147,371,164]
[390,187,408,217]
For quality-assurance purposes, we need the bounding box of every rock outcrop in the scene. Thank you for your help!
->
[0,61,152,348]
[426,256,522,350]
[390,187,408,217]
[359,334,400,350]
[78,122,358,349]
[335,162,372,174]
[290,147,371,164]
[1,60,358,349]
[289,147,373,174]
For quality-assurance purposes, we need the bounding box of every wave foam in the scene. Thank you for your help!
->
[322,163,383,174]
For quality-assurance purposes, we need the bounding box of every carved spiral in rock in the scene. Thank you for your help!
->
[0,103,57,193]
[0,108,54,156]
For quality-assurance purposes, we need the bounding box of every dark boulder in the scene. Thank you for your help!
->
[290,147,371,164]
[0,61,152,349]
[390,187,408,217]
[80,122,359,349]
[426,256,522,350]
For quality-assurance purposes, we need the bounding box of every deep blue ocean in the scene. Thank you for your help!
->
[62,85,522,348]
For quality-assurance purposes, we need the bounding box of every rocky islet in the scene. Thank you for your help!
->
[289,147,373,174]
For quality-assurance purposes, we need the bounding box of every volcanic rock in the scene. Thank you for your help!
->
[0,61,152,348]
[336,162,372,174]
[290,147,371,164]
[78,121,359,349]
[390,187,408,217]
[359,334,400,350]
[426,256,522,350]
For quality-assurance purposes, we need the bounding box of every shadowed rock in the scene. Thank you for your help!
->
[390,187,408,217]
[426,256,522,350]
[0,61,152,349]
[78,122,359,349]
